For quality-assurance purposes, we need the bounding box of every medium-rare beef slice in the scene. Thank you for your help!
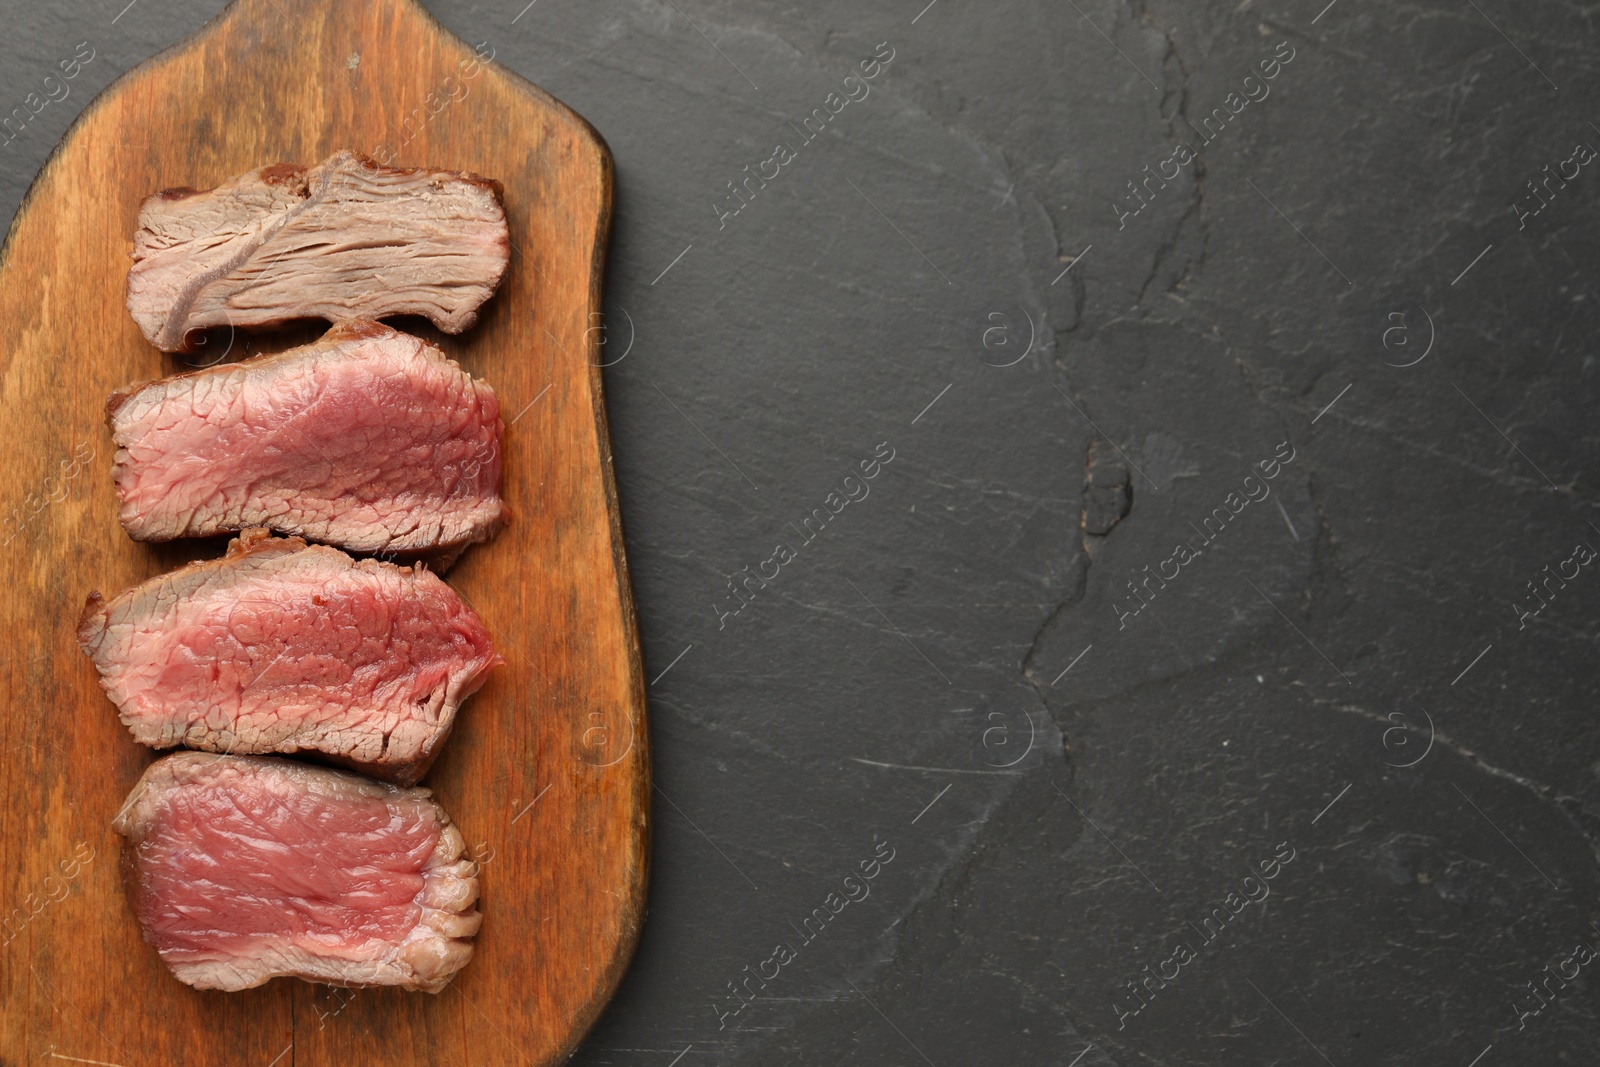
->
[113,752,481,992]
[108,319,506,562]
[127,149,510,352]
[78,528,503,786]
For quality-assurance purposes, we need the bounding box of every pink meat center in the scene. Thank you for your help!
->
[120,568,493,734]
[136,779,439,958]
[119,350,501,548]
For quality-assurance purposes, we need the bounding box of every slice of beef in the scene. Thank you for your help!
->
[79,529,503,786]
[108,319,506,563]
[113,752,481,992]
[127,150,510,352]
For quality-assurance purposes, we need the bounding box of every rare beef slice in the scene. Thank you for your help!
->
[113,752,481,992]
[79,529,503,785]
[107,319,506,565]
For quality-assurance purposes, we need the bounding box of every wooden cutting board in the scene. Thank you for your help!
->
[0,2,649,1063]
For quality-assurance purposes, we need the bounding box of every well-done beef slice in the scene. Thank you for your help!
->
[108,319,506,563]
[113,753,481,992]
[79,529,503,785]
[127,150,510,352]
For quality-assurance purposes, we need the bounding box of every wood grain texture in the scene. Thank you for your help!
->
[0,2,649,1064]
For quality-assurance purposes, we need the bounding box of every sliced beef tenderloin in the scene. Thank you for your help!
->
[79,529,503,785]
[127,150,510,352]
[113,752,481,992]
[108,319,506,565]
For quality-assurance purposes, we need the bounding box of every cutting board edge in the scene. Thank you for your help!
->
[559,79,656,1061]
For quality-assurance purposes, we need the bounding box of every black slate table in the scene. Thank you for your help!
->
[4,2,1597,1064]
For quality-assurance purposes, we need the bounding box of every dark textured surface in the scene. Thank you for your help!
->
[5,1,1599,1064]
